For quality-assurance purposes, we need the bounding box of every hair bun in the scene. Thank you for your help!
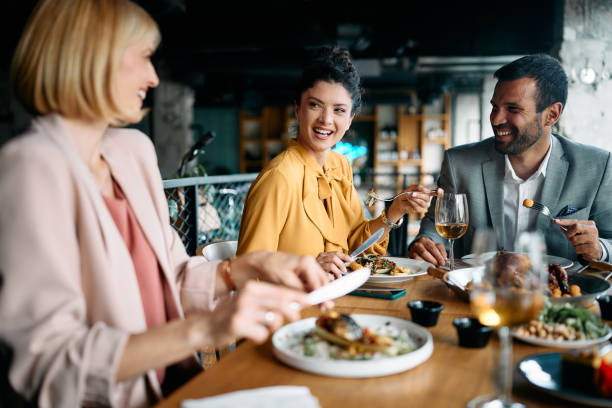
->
[297,45,362,115]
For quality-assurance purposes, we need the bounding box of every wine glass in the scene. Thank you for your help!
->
[435,192,469,270]
[468,229,547,408]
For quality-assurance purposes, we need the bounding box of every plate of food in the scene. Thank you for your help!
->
[352,255,429,283]
[512,302,611,349]
[272,312,433,378]
[548,272,612,308]
[439,252,610,307]
[519,350,612,407]
[462,251,574,269]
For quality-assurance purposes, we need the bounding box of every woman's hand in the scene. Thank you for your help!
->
[316,251,353,279]
[203,281,309,346]
[387,185,441,221]
[231,251,330,292]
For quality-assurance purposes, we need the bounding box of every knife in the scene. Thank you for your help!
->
[349,228,385,261]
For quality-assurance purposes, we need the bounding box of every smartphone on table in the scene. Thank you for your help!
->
[349,288,406,300]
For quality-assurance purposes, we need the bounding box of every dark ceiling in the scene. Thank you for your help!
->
[2,0,564,106]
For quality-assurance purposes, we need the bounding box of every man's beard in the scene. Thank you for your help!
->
[494,114,543,155]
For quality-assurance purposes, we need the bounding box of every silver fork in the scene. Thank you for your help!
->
[365,189,438,207]
[523,199,568,232]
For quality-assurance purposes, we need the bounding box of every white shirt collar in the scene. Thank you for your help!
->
[504,134,553,183]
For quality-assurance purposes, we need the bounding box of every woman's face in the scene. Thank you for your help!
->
[295,80,354,165]
[115,35,159,123]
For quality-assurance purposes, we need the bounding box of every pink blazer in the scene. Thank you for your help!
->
[0,114,221,407]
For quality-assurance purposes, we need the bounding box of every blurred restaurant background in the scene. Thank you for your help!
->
[0,0,610,253]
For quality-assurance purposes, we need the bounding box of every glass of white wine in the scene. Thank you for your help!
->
[468,229,547,408]
[435,192,469,270]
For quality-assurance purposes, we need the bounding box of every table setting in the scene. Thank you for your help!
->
[155,193,612,408]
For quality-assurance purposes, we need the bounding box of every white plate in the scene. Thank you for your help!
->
[462,251,574,269]
[272,314,433,378]
[307,267,370,305]
[512,329,612,349]
[365,257,430,284]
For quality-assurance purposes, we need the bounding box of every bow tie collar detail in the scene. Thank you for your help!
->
[317,166,343,200]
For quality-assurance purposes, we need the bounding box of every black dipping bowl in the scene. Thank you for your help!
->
[407,300,444,327]
[597,295,612,320]
[453,318,493,348]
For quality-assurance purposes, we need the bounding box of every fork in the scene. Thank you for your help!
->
[365,189,438,207]
[523,199,568,232]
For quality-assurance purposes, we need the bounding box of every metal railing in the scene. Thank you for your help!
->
[163,171,439,256]
[163,173,258,255]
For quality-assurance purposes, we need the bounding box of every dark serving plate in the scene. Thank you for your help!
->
[518,353,612,407]
[549,274,612,308]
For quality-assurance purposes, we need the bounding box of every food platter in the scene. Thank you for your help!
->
[519,353,612,407]
[512,328,612,349]
[443,266,482,302]
[443,267,610,307]
[461,251,574,269]
[548,273,612,308]
[272,314,433,378]
[360,257,429,284]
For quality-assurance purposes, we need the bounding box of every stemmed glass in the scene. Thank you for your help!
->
[435,193,469,270]
[468,229,546,408]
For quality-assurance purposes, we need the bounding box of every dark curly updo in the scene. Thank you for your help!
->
[295,46,362,116]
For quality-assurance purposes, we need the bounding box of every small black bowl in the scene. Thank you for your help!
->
[597,295,612,320]
[453,317,493,348]
[407,300,444,327]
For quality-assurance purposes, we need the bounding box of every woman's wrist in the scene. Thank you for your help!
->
[228,252,267,290]
[185,315,207,352]
[220,256,237,292]
[386,203,403,223]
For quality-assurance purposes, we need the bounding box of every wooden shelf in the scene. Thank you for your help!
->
[400,159,423,165]
[372,92,452,188]
[422,113,447,120]
[424,137,448,144]
[239,106,292,173]
[377,159,422,166]
[354,114,376,122]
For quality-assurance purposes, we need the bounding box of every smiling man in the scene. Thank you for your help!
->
[408,54,612,265]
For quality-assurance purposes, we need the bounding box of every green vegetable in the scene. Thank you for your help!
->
[304,335,316,356]
[537,301,609,339]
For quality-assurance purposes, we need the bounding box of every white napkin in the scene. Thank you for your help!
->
[181,386,320,408]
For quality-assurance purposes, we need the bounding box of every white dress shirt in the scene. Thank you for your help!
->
[502,135,607,260]
[502,138,552,251]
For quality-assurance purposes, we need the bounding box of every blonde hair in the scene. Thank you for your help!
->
[11,0,160,124]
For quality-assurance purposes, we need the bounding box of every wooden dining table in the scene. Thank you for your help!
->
[156,270,608,408]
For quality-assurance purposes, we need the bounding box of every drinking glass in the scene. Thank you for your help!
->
[435,193,469,270]
[468,229,547,408]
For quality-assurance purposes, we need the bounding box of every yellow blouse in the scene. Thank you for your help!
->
[237,140,388,257]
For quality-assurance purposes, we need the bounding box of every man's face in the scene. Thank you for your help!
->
[490,78,544,155]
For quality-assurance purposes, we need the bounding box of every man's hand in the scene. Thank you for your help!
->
[554,218,603,260]
[407,237,447,266]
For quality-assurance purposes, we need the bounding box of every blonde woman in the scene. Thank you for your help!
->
[0,1,329,406]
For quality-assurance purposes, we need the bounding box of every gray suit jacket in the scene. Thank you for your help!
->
[414,134,612,261]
